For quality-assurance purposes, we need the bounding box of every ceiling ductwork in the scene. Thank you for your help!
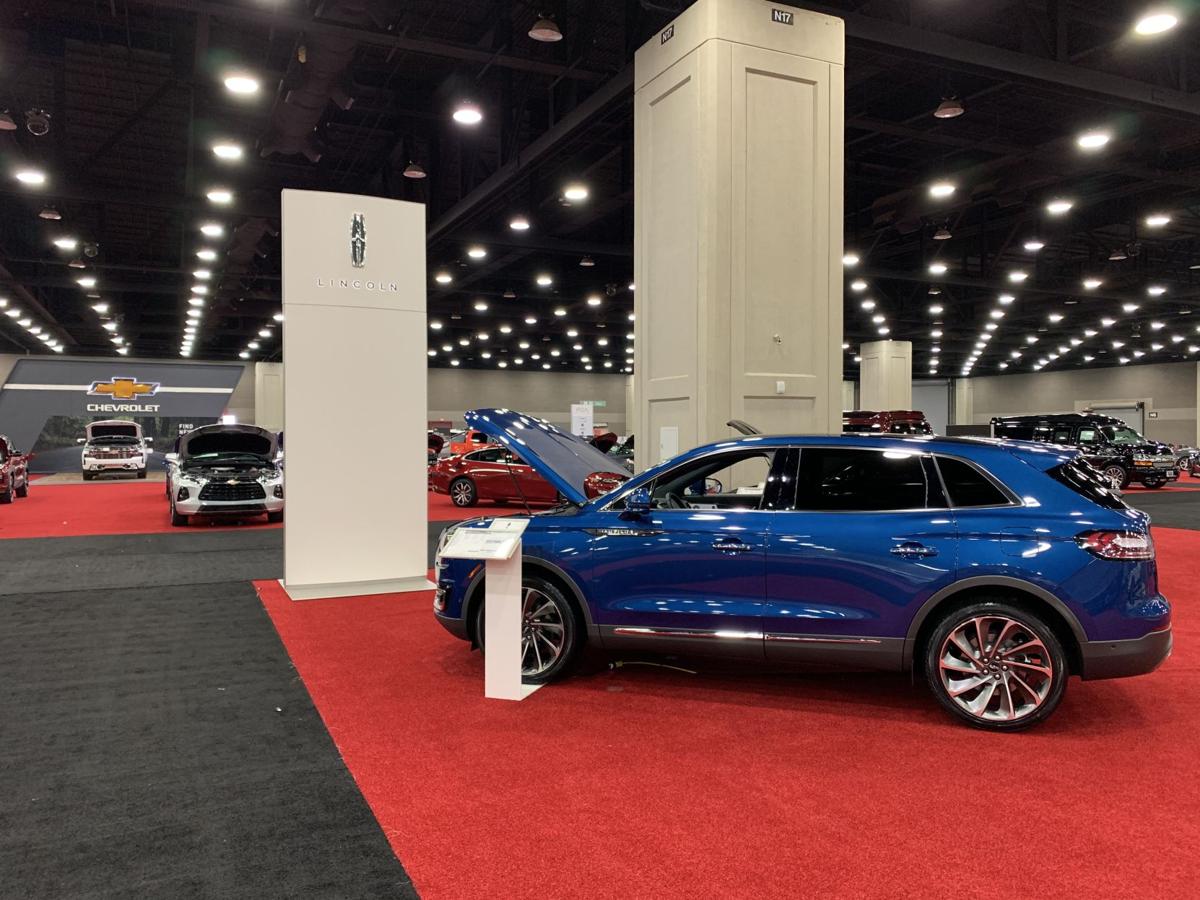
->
[259,0,373,163]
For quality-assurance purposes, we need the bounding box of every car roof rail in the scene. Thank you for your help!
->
[726,419,762,436]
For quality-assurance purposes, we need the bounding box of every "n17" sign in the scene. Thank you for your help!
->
[771,8,794,25]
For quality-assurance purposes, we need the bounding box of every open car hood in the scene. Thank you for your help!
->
[464,408,630,505]
[589,431,618,454]
[179,424,277,460]
[87,420,141,441]
[428,433,445,453]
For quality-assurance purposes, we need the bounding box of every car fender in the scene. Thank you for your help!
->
[902,574,1089,670]
[463,553,597,641]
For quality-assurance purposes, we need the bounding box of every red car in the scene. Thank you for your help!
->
[0,434,31,504]
[842,409,933,435]
[430,445,627,507]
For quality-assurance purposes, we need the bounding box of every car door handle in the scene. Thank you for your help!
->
[712,538,753,554]
[890,541,937,559]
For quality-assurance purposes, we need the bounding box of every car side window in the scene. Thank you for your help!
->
[794,447,942,511]
[935,456,1011,508]
[505,452,527,466]
[1053,429,1072,443]
[1078,428,1096,444]
[468,447,504,462]
[632,448,780,511]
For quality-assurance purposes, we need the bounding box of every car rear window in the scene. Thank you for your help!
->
[1047,458,1127,510]
[935,457,1011,507]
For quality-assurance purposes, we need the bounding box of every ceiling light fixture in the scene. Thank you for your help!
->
[223,73,260,95]
[1082,278,1102,290]
[1109,246,1129,261]
[76,276,96,289]
[199,223,224,237]
[53,237,78,251]
[933,96,964,119]
[196,249,217,261]
[38,206,61,220]
[1008,270,1028,283]
[1134,11,1179,36]
[932,223,952,241]
[1076,130,1112,151]
[579,256,595,267]
[1147,285,1167,296]
[1045,199,1073,215]
[211,142,244,161]
[1145,213,1171,227]
[14,168,46,186]
[206,188,233,204]
[434,271,453,284]
[403,161,427,179]
[928,181,956,199]
[466,246,487,259]
[509,216,530,231]
[452,101,483,126]
[998,294,1015,305]
[928,262,948,275]
[563,183,589,202]
[529,16,563,42]
[536,273,553,286]
[842,253,860,267]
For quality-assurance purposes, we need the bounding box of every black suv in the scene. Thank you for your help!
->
[990,413,1177,490]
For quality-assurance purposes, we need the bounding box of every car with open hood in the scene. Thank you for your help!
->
[432,408,1172,731]
[78,419,151,480]
[0,434,30,504]
[165,424,283,526]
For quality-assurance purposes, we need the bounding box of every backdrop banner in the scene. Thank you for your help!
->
[0,358,244,472]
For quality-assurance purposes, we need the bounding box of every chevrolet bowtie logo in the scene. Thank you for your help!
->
[87,377,160,401]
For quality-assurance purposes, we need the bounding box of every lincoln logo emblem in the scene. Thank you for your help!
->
[350,212,366,268]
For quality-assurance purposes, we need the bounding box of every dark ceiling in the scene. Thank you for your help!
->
[0,0,1198,380]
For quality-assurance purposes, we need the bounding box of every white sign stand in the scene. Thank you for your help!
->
[440,519,539,701]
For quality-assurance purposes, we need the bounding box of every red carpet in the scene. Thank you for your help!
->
[427,488,551,522]
[255,527,1200,899]
[0,482,282,539]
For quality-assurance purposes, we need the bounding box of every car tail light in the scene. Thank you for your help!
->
[1076,530,1155,560]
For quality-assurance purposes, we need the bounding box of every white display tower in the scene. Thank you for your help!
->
[632,0,845,470]
[859,340,913,411]
[281,189,432,599]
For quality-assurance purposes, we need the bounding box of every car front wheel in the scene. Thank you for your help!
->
[449,477,477,507]
[924,601,1068,731]
[15,477,28,498]
[1142,475,1166,489]
[170,503,188,527]
[1101,464,1128,491]
[473,576,582,684]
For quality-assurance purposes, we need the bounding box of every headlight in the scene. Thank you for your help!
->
[434,524,458,569]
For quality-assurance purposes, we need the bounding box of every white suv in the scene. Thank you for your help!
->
[79,420,151,480]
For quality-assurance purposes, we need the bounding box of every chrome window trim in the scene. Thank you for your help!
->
[598,445,783,512]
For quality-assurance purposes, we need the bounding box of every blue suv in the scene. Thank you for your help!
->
[434,409,1172,730]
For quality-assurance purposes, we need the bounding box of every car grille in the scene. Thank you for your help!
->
[90,450,136,459]
[198,481,266,502]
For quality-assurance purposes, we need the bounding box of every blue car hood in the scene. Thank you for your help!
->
[463,408,630,505]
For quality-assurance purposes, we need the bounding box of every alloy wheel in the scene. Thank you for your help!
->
[451,480,473,506]
[521,586,566,677]
[937,615,1053,723]
[1102,466,1125,491]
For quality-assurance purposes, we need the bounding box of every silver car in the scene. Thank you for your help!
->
[165,424,283,526]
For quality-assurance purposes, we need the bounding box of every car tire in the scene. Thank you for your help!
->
[82,471,94,482]
[15,478,28,498]
[449,477,477,507]
[473,575,582,685]
[267,510,284,524]
[170,503,188,527]
[0,486,12,504]
[924,600,1068,731]
[1142,475,1166,489]
[1101,464,1128,491]
[137,469,148,479]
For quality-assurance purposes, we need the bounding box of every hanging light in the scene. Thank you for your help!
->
[403,161,427,179]
[0,110,16,131]
[933,96,964,119]
[932,223,952,241]
[528,16,563,42]
[452,101,483,125]
[38,206,61,220]
[1109,246,1129,261]
[579,255,595,267]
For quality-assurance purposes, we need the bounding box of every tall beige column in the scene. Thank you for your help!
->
[859,340,913,411]
[632,0,844,468]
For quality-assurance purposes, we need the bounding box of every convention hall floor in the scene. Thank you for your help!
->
[2,479,1198,898]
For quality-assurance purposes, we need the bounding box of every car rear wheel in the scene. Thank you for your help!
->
[15,477,28,498]
[924,600,1068,731]
[1101,464,1128,491]
[449,477,477,507]
[0,485,12,504]
[473,576,582,684]
[1142,475,1166,489]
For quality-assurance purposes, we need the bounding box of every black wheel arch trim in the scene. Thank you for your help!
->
[902,575,1088,670]
[462,555,597,646]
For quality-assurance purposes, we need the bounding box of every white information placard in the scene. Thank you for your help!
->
[570,402,594,438]
[441,518,528,561]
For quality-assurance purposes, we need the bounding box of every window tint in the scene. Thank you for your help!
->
[936,457,1010,507]
[468,447,505,462]
[1047,459,1127,510]
[616,448,779,511]
[1078,428,1096,444]
[796,448,937,511]
[1053,429,1072,443]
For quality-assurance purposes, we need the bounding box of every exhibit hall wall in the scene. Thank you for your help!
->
[427,369,629,433]
[966,361,1199,445]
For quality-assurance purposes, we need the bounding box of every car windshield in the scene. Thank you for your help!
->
[1103,426,1144,444]
[91,434,139,443]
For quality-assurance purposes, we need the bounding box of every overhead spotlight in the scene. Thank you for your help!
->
[188,297,205,307]
[76,276,96,289]
[553,307,567,317]
[223,73,260,95]
[928,262,948,275]
[1045,198,1074,215]
[473,299,488,311]
[1134,11,1179,36]
[67,257,86,269]
[628,282,636,291]
[928,287,941,295]
[508,216,532,233]
[1147,285,1167,296]
[1082,278,1102,290]
[503,289,517,299]
[998,294,1015,305]
[25,108,51,136]
[1008,270,1028,283]
[200,222,224,237]
[933,96,964,119]
[932,223,952,241]
[239,351,250,360]
[529,16,563,42]
[536,273,553,287]
[842,252,860,267]
[1145,213,1171,227]
[196,249,218,262]
[14,168,47,186]
[1023,239,1045,251]
[928,305,944,315]
[452,101,483,125]
[53,237,78,251]
[928,181,956,199]
[212,141,244,161]
[403,161,427,179]
[83,241,99,258]
[38,206,61,220]
[434,271,453,284]
[563,183,589,202]
[0,110,15,130]
[1108,246,1129,262]
[1076,130,1111,151]
[193,269,212,280]
[91,302,109,314]
[587,295,602,307]
[850,279,868,292]
[466,246,487,260]
[206,188,233,204]
[579,256,595,267]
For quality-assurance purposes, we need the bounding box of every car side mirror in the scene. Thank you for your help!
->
[76,438,86,444]
[623,487,651,515]
[144,437,154,446]
[165,453,179,464]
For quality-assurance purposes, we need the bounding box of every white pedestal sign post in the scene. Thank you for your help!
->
[439,519,539,701]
